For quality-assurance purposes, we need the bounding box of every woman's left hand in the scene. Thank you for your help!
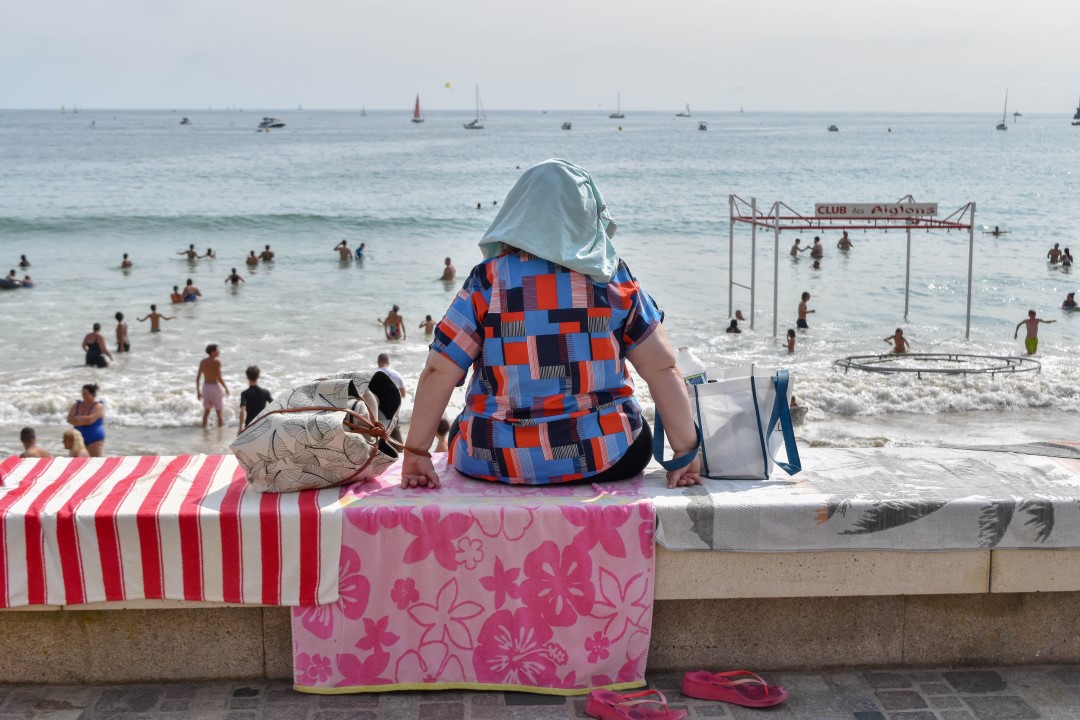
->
[401,453,441,489]
[666,452,702,489]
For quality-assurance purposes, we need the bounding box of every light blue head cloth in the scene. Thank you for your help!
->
[479,159,619,282]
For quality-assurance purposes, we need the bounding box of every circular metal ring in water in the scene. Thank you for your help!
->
[833,353,1041,379]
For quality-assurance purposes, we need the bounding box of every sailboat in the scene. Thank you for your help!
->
[609,92,624,119]
[411,94,424,123]
[676,103,691,117]
[361,106,367,117]
[464,85,485,130]
[1072,97,1080,126]
[996,89,1008,131]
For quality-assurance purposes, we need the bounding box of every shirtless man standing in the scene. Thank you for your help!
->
[884,328,911,354]
[138,304,175,332]
[171,286,183,304]
[1048,244,1062,264]
[260,245,275,262]
[178,244,198,260]
[115,312,130,353]
[1014,310,1055,355]
[790,238,807,258]
[797,292,815,329]
[224,268,246,286]
[335,240,352,261]
[196,344,230,428]
[120,253,133,269]
[837,232,854,250]
[441,257,456,282]
[810,236,824,259]
[246,251,259,266]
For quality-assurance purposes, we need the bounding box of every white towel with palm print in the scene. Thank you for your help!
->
[648,445,1080,551]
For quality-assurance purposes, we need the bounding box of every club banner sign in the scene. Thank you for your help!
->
[814,203,938,219]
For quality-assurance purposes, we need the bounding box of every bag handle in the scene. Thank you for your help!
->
[766,370,802,475]
[650,410,701,472]
[241,405,405,483]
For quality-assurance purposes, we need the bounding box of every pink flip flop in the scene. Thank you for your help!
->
[585,688,688,720]
[681,670,788,708]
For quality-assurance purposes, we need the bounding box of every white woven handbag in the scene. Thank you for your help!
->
[229,371,402,493]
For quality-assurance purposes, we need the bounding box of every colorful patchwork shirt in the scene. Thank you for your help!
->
[431,250,662,484]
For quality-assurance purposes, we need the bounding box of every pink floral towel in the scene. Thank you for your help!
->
[291,455,656,695]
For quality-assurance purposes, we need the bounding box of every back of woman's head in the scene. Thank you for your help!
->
[82,383,98,396]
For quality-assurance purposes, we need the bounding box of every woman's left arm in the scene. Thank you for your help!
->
[400,350,466,489]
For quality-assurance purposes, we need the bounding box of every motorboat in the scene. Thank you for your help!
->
[180,117,192,125]
[464,85,486,130]
[698,121,707,131]
[561,121,572,130]
[827,125,839,132]
[258,117,286,129]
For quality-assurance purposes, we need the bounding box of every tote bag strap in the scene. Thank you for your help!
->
[650,411,701,471]
[766,369,802,475]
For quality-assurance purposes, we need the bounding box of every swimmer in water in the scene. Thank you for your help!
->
[171,285,183,304]
[246,251,258,266]
[837,231,854,250]
[381,305,406,341]
[177,244,198,260]
[260,244,275,262]
[115,312,130,353]
[418,315,436,336]
[441,257,456,282]
[1014,310,1055,355]
[334,240,352,261]
[225,268,246,286]
[120,253,133,269]
[786,328,796,353]
[884,328,911,354]
[138,304,175,332]
[182,278,202,302]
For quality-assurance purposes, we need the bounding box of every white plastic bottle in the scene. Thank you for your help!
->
[675,346,708,385]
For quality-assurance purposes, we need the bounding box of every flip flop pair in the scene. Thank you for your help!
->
[681,669,788,708]
[585,688,687,720]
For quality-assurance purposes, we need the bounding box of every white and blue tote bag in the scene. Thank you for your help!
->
[654,366,801,481]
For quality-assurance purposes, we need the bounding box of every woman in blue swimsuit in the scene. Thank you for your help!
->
[67,383,106,457]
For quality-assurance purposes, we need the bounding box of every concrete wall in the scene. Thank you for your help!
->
[3,592,1080,683]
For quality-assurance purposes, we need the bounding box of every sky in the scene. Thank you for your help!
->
[2,0,1078,112]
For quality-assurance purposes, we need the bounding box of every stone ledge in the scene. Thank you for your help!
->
[654,547,990,599]
[991,549,1080,593]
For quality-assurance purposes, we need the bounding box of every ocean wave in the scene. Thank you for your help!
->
[0,213,482,237]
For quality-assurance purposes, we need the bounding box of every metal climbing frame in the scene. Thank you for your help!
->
[728,195,976,338]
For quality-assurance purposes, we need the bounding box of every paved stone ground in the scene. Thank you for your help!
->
[3,666,1080,719]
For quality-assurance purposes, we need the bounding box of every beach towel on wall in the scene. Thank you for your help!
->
[291,454,656,695]
[649,446,1080,552]
[0,454,343,608]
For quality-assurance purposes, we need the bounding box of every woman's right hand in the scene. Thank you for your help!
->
[401,452,440,489]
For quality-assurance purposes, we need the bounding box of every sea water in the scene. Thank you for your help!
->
[1,108,1078,457]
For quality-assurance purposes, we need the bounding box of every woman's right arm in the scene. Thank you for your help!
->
[626,327,702,488]
[400,351,466,489]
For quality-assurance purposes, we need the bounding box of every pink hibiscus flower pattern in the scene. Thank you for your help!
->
[407,578,484,649]
[396,641,466,684]
[400,505,474,571]
[520,540,595,626]
[454,537,484,570]
[298,546,370,639]
[473,608,565,686]
[479,557,521,609]
[391,578,420,610]
[295,653,333,685]
[585,632,611,663]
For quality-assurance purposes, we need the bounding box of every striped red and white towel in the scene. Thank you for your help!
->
[0,454,343,609]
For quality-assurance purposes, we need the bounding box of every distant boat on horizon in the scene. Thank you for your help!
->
[258,117,285,130]
[698,121,707,131]
[464,85,486,130]
[561,121,572,130]
[827,125,839,132]
[676,103,691,118]
[1072,97,1080,126]
[411,94,424,123]
[361,106,367,117]
[996,89,1008,131]
[609,92,624,119]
